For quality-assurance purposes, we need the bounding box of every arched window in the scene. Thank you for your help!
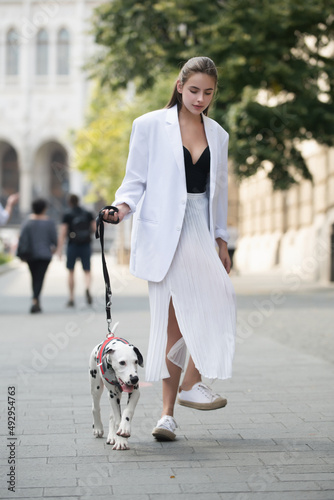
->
[6,29,19,75]
[1,147,19,194]
[36,29,48,75]
[57,28,70,75]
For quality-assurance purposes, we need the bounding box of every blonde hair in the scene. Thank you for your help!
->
[166,56,218,115]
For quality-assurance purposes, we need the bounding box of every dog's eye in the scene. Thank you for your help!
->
[119,361,126,366]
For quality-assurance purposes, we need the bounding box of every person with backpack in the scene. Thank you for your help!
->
[57,194,95,307]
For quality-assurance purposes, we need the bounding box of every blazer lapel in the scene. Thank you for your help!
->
[165,105,185,178]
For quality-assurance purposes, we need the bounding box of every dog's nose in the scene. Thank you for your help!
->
[130,375,139,385]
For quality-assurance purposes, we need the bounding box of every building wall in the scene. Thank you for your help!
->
[235,142,334,281]
[0,0,104,222]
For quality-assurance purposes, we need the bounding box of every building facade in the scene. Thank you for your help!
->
[0,0,104,223]
[235,142,334,282]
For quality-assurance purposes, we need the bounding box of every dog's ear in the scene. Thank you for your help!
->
[133,347,144,367]
[102,348,115,363]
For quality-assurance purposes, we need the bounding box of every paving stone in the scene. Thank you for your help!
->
[0,259,334,499]
[0,488,43,498]
[44,485,112,497]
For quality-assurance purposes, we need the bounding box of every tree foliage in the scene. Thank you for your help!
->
[89,0,334,189]
[74,77,175,201]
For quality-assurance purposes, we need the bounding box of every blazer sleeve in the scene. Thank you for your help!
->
[214,132,230,243]
[113,117,149,215]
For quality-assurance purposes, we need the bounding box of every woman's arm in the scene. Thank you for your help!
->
[114,118,149,216]
[103,203,130,224]
[216,237,231,274]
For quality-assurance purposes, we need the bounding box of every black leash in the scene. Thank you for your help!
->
[95,206,120,335]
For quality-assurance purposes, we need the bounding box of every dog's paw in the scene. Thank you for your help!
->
[93,428,104,438]
[106,437,115,445]
[116,423,131,438]
[113,437,130,450]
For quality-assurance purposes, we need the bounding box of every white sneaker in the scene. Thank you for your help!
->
[177,382,227,410]
[152,415,178,441]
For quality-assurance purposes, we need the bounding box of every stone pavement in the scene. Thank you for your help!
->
[0,255,334,500]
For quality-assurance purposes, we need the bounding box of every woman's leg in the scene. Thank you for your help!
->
[161,300,183,417]
[29,260,50,302]
[28,261,38,304]
[179,356,202,391]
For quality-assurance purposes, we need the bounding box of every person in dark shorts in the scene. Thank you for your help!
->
[57,194,95,307]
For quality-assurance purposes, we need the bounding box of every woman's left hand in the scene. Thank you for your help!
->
[216,238,231,274]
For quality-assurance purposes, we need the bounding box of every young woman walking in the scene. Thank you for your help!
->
[17,198,57,313]
[104,57,236,440]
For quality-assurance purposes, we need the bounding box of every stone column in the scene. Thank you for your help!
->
[18,147,33,216]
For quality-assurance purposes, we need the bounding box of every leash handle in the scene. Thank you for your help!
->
[95,206,120,335]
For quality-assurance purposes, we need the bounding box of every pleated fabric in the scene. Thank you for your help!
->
[146,192,236,382]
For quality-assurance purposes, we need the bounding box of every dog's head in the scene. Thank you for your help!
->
[104,340,144,393]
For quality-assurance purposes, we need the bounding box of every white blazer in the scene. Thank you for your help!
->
[114,104,229,282]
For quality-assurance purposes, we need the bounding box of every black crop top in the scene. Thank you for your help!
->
[183,146,210,193]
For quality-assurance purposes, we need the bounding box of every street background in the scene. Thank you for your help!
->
[0,255,334,499]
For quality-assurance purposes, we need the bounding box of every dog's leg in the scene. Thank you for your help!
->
[117,387,140,438]
[107,389,129,450]
[106,388,121,446]
[89,350,104,438]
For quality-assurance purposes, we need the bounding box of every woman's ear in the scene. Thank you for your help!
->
[176,79,183,94]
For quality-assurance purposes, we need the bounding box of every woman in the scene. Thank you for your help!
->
[17,198,57,313]
[104,57,236,440]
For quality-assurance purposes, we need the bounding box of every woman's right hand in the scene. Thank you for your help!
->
[102,203,130,224]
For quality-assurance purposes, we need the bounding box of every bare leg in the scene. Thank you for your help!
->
[84,270,91,292]
[161,300,183,417]
[68,270,75,302]
[179,356,202,391]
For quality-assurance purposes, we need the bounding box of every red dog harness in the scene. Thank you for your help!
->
[97,336,130,387]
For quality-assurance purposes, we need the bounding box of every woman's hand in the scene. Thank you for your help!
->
[102,203,130,224]
[216,238,231,274]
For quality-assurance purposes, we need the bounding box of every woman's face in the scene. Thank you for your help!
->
[177,72,216,116]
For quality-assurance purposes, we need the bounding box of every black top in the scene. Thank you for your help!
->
[19,219,57,260]
[63,206,94,244]
[183,146,210,193]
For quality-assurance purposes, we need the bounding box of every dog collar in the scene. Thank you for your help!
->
[97,336,130,389]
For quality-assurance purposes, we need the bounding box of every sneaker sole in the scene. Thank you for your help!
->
[177,397,227,411]
[152,427,176,441]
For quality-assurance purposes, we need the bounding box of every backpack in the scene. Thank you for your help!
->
[69,208,91,244]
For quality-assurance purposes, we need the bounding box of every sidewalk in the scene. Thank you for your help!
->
[0,255,333,499]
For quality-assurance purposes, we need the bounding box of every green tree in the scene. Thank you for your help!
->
[74,76,175,201]
[90,0,334,189]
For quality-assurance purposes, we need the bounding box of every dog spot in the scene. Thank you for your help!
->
[97,386,100,390]
[134,384,139,390]
[117,398,120,405]
[126,417,129,421]
[109,391,114,399]
[90,369,97,378]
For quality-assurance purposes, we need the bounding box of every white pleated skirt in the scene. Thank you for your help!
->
[145,192,236,382]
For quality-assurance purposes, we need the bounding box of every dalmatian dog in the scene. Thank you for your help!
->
[89,325,144,450]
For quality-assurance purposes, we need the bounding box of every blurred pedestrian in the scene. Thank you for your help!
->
[103,56,236,441]
[0,193,19,226]
[56,194,95,307]
[17,198,57,313]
